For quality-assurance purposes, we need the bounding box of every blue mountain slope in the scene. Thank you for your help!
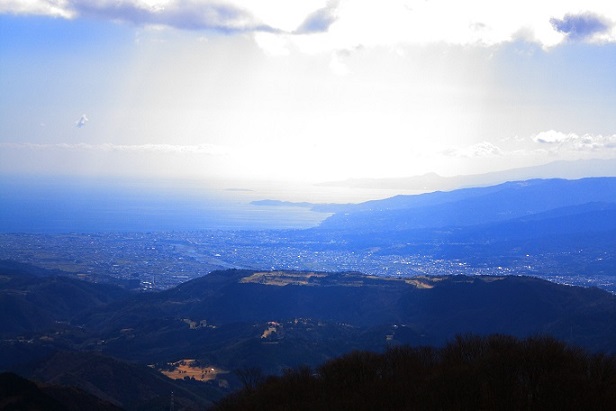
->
[318,178,616,232]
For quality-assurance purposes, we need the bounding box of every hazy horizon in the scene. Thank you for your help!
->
[1,1,616,231]
[2,159,616,233]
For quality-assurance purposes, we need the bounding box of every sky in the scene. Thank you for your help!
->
[1,0,616,203]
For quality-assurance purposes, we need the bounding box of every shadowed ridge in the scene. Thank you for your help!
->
[0,371,123,411]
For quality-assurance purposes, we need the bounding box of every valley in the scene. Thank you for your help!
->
[1,178,614,293]
[0,229,613,292]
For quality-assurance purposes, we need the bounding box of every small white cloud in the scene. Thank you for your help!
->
[1,0,273,33]
[75,114,89,128]
[0,0,75,18]
[444,141,503,158]
[533,130,571,144]
[532,130,616,151]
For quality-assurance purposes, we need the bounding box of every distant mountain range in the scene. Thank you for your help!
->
[2,264,616,408]
[255,171,616,249]
[317,158,616,192]
[316,178,616,235]
[256,176,616,226]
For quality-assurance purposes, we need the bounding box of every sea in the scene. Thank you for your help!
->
[0,175,417,233]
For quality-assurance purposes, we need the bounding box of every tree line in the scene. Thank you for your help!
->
[213,334,616,410]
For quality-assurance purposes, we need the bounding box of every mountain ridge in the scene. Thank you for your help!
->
[318,177,616,231]
[316,158,616,192]
[3,268,616,408]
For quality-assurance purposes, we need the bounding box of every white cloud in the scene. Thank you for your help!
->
[0,0,74,18]
[533,131,616,151]
[75,0,269,32]
[2,1,615,48]
[437,132,616,175]
[294,0,616,51]
[0,0,330,33]
[443,141,503,158]
[533,130,573,144]
[232,0,329,32]
[0,0,269,32]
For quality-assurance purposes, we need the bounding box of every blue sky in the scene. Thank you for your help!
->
[1,1,615,201]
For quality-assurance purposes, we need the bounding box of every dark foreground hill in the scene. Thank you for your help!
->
[214,334,616,411]
[2,268,616,408]
[0,371,123,411]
